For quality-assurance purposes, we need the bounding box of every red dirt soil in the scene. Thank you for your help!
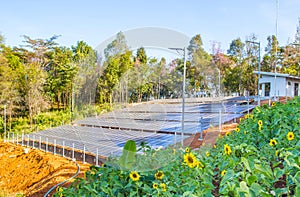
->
[0,142,90,197]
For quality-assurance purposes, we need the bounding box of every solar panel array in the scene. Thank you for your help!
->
[75,99,256,135]
[26,125,186,157]
[23,97,255,157]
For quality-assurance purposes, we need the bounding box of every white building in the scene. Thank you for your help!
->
[254,71,300,98]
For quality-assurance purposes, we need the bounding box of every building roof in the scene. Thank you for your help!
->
[253,71,300,80]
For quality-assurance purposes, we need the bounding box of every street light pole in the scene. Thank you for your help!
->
[246,41,261,106]
[169,47,186,146]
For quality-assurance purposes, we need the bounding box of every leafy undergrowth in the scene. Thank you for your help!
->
[55,98,300,197]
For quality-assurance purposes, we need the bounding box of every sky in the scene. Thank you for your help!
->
[0,0,299,54]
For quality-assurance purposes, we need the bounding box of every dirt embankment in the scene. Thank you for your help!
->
[0,142,90,197]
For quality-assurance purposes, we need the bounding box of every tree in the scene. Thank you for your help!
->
[281,20,300,75]
[72,41,98,108]
[22,62,49,126]
[0,45,21,131]
[135,47,147,65]
[187,34,212,96]
[45,46,77,109]
[20,35,59,67]
[104,32,128,59]
[98,34,132,104]
[261,35,280,72]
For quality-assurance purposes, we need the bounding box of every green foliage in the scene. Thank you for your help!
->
[119,140,137,170]
[55,97,299,196]
[135,47,147,65]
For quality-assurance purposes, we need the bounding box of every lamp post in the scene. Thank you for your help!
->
[246,41,261,106]
[168,47,186,146]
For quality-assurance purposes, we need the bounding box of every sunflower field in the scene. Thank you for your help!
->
[55,97,300,197]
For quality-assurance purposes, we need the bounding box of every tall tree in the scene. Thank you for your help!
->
[135,47,147,65]
[227,38,245,95]
[72,41,98,108]
[98,33,132,104]
[187,34,212,96]
[45,46,77,109]
[261,35,280,72]
[281,20,300,75]
[104,32,128,59]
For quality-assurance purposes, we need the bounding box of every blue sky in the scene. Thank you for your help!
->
[0,0,299,53]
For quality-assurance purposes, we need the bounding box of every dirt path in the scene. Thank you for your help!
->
[0,142,90,197]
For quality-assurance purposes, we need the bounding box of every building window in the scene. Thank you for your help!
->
[265,83,270,97]
[295,83,299,96]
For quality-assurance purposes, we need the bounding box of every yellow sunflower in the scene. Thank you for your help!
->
[160,183,167,192]
[224,144,232,155]
[129,171,140,181]
[185,147,191,153]
[56,186,63,192]
[271,102,276,107]
[258,120,263,126]
[154,171,164,180]
[287,132,294,141]
[153,183,158,189]
[221,170,226,176]
[275,150,279,157]
[206,151,210,157]
[236,127,240,132]
[184,152,198,168]
[197,160,204,169]
[269,139,277,146]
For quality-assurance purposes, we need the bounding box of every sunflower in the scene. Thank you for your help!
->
[129,171,140,181]
[271,102,276,107]
[221,170,226,176]
[275,150,279,157]
[258,120,263,126]
[160,183,167,192]
[206,151,210,157]
[154,171,164,180]
[213,145,217,149]
[56,187,63,192]
[153,183,158,189]
[287,132,294,141]
[184,152,198,168]
[224,144,232,155]
[269,139,277,146]
[197,160,204,169]
[236,127,240,132]
[185,147,191,153]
